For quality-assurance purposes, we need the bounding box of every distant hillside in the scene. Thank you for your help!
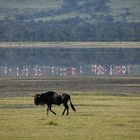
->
[0,0,140,41]
[0,0,140,22]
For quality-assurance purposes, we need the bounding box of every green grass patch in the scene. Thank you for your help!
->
[45,121,59,126]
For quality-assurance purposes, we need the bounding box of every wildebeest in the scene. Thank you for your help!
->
[34,91,76,115]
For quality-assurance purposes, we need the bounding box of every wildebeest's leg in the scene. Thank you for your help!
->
[62,103,69,115]
[66,105,69,115]
[62,108,66,115]
[49,105,56,115]
[47,106,49,115]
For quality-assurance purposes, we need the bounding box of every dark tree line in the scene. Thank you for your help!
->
[0,19,139,41]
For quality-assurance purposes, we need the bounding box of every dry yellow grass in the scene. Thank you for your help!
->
[0,94,140,140]
[0,77,140,140]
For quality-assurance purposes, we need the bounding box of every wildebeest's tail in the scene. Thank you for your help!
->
[69,98,76,112]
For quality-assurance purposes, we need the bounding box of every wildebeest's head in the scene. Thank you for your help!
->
[34,94,40,105]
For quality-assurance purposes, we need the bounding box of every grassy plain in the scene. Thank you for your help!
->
[0,77,140,140]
